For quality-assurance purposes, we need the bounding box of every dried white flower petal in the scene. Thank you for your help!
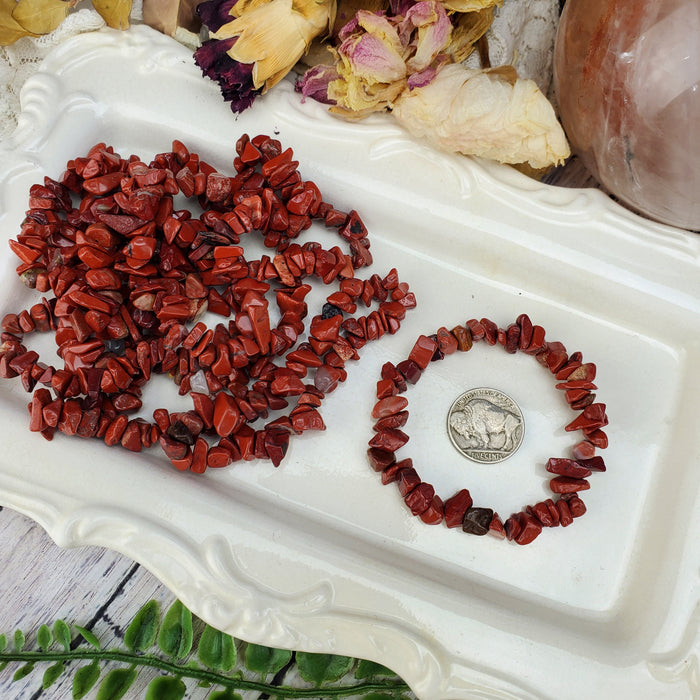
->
[391,63,570,169]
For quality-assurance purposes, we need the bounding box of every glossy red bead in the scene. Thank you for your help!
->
[407,335,438,369]
[443,489,473,528]
[213,392,241,438]
[368,428,409,452]
[405,482,435,516]
[371,395,408,419]
[514,513,542,545]
[545,458,593,479]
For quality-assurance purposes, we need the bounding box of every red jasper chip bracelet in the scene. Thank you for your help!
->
[0,135,417,472]
[367,315,608,545]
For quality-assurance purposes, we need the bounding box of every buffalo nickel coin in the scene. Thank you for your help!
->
[447,388,524,463]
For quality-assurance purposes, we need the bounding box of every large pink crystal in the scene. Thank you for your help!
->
[554,0,699,231]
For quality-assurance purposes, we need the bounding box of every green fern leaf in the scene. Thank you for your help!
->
[0,661,7,672]
[244,643,292,676]
[53,619,72,651]
[296,652,354,686]
[74,625,101,650]
[354,659,397,679]
[0,633,6,652]
[42,661,65,689]
[73,661,101,699]
[157,600,193,660]
[12,662,34,682]
[95,667,138,700]
[124,600,160,653]
[207,690,243,700]
[37,623,53,651]
[197,624,236,672]
[13,629,25,651]
[144,675,186,700]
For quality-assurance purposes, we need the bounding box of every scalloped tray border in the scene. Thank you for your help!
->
[0,25,698,700]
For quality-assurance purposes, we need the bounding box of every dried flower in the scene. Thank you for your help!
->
[439,0,500,12]
[297,0,452,117]
[297,63,340,104]
[198,0,238,30]
[391,63,571,169]
[194,34,262,112]
[445,5,493,63]
[142,0,204,36]
[194,0,336,111]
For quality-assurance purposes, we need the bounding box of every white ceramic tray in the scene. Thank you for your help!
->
[1,25,699,700]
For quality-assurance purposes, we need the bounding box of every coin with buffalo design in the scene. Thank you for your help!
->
[447,388,524,463]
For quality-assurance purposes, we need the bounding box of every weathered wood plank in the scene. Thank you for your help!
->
[0,509,310,699]
[0,507,408,699]
[0,507,179,698]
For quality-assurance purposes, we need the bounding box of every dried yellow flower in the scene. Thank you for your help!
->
[439,0,500,13]
[9,0,72,37]
[229,0,274,18]
[0,0,36,45]
[215,0,336,91]
[444,6,493,63]
[92,0,132,30]
[300,1,452,117]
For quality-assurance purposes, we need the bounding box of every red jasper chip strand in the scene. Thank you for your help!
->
[0,135,417,472]
[366,316,609,545]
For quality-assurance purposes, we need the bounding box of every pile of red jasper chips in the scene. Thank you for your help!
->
[367,315,609,545]
[0,134,416,472]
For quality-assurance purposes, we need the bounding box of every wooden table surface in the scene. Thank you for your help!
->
[0,136,600,700]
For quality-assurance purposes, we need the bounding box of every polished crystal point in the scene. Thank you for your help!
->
[554,0,700,231]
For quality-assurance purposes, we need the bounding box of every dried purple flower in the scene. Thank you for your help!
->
[193,0,334,113]
[197,0,239,33]
[296,64,339,105]
[193,37,262,113]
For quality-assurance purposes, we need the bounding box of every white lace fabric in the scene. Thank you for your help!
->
[479,0,560,94]
[0,0,559,142]
[1,10,105,142]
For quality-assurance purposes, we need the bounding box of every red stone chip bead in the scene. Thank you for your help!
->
[443,489,473,528]
[407,334,438,369]
[0,135,418,475]
[366,314,609,545]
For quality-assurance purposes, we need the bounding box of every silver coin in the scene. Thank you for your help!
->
[447,387,524,464]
